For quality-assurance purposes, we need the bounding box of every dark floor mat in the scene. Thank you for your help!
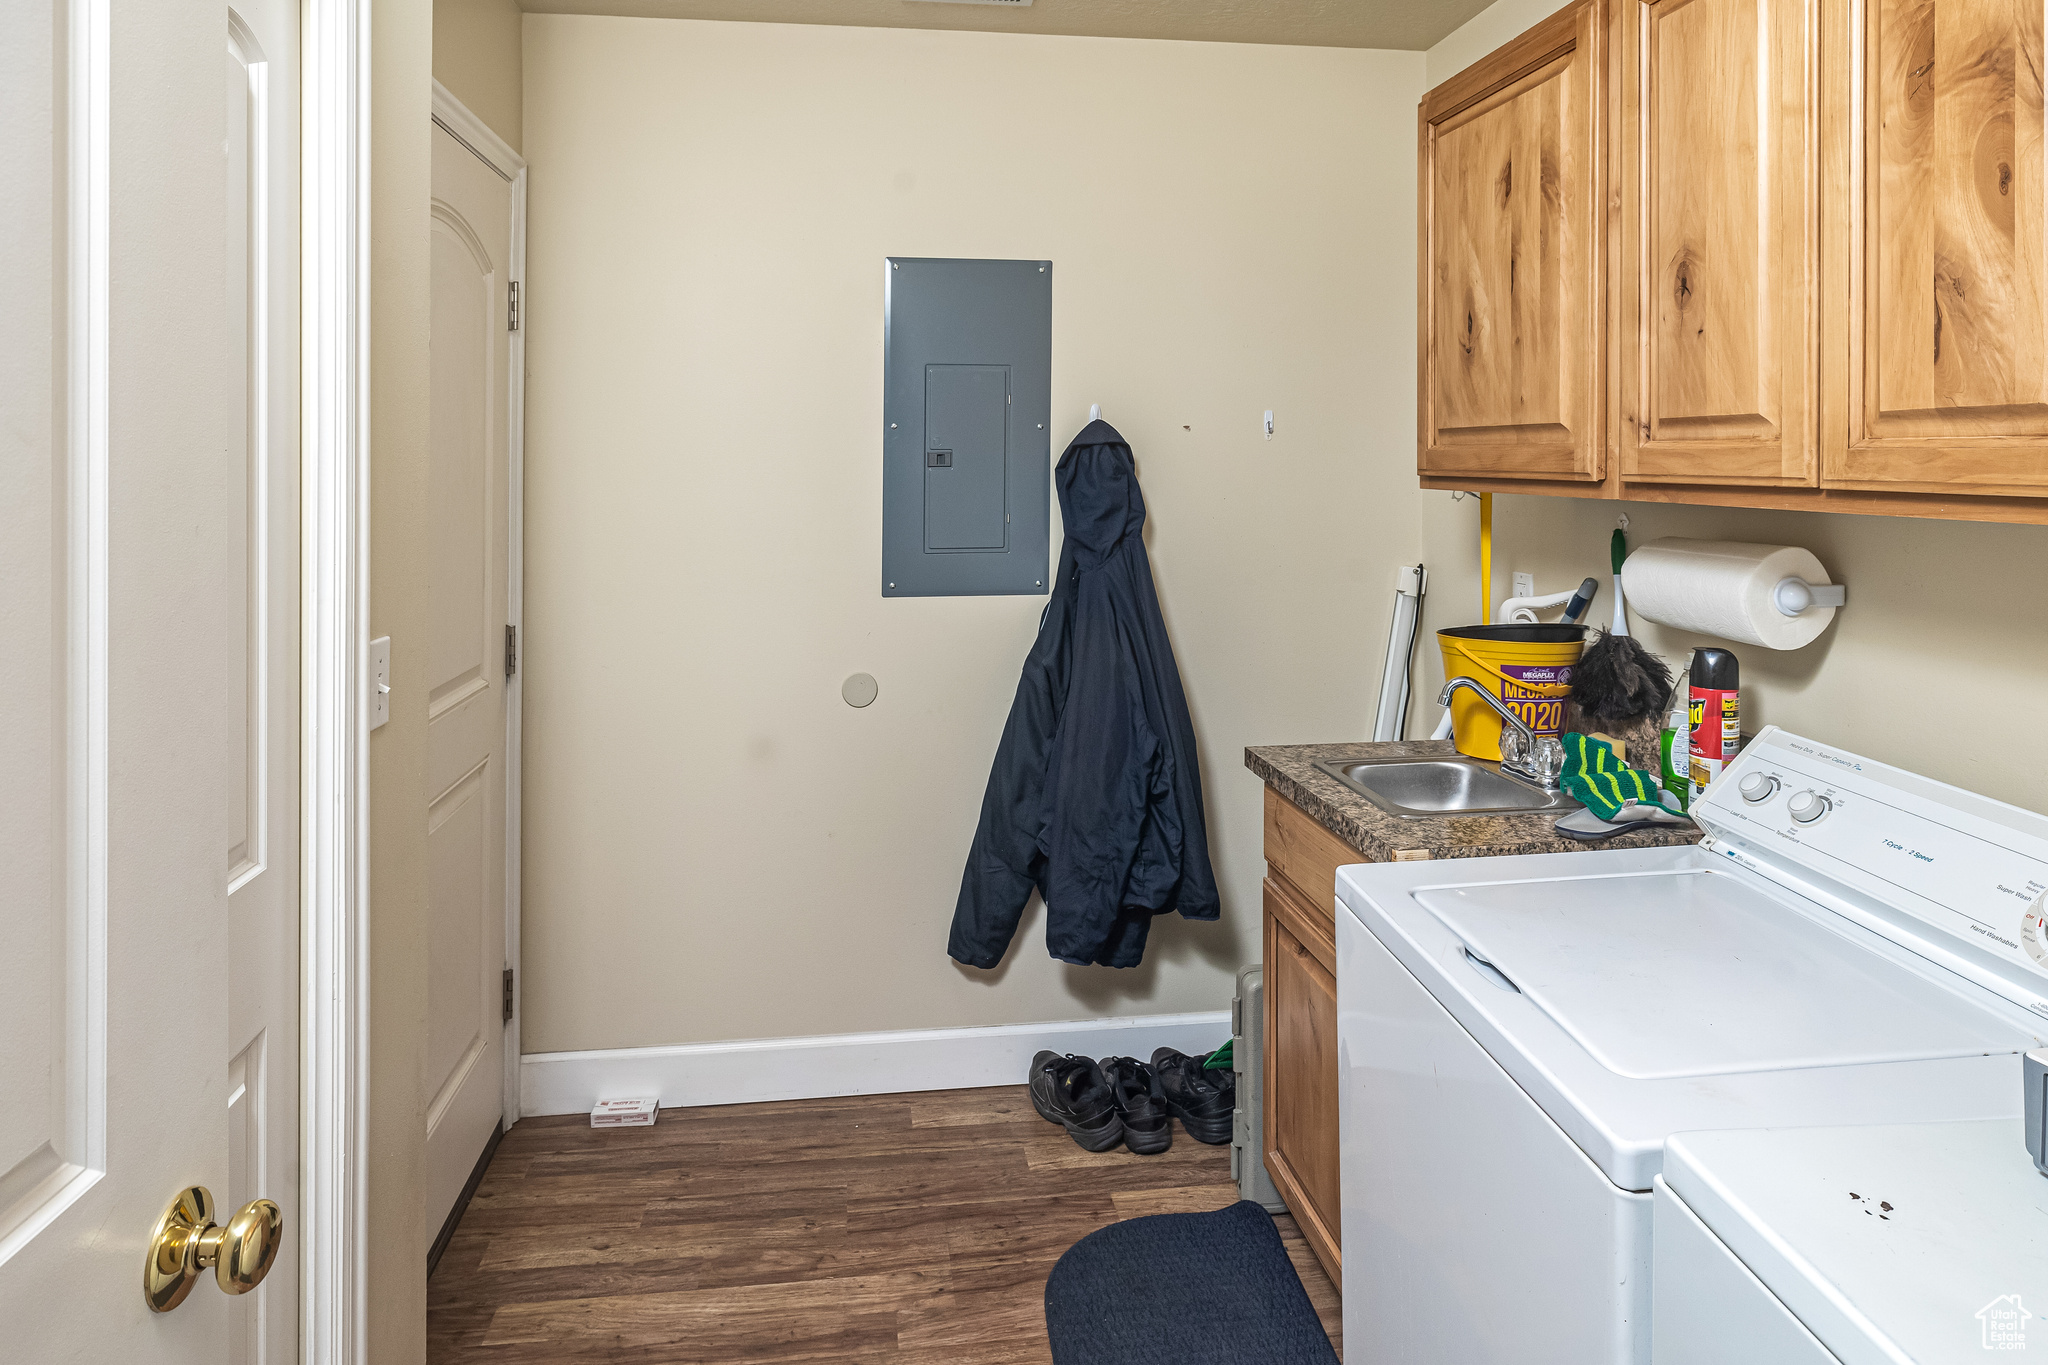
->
[1044,1199,1340,1365]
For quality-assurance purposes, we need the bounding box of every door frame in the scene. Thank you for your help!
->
[428,79,527,1135]
[303,1,369,1360]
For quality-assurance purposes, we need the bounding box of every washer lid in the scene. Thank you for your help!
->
[1420,867,2025,1080]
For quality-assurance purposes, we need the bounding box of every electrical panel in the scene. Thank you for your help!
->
[882,258,1051,596]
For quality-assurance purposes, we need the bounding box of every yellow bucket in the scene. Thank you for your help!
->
[1437,624,1587,761]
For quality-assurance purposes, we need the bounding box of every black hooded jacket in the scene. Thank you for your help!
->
[947,421,1219,969]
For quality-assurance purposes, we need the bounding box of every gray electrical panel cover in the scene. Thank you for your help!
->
[883,258,1051,596]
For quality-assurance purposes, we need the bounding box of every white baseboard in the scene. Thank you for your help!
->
[519,1010,1233,1117]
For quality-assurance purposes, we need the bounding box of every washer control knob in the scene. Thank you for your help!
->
[1739,772,1781,804]
[1788,790,1833,824]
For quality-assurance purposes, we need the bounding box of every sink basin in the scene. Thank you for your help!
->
[1315,756,1578,819]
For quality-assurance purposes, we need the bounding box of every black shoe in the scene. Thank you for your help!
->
[1151,1047,1236,1145]
[1029,1051,1124,1152]
[1100,1057,1172,1155]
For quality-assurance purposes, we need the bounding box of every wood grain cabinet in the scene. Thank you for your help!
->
[1619,0,1818,486]
[1419,0,1608,484]
[1421,0,2048,520]
[1823,0,2048,494]
[1260,788,1368,1287]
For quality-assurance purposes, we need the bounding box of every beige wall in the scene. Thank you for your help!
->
[1424,0,1572,84]
[1414,494,2048,811]
[370,0,432,1359]
[520,14,1425,1053]
[434,0,523,151]
[1413,0,2048,813]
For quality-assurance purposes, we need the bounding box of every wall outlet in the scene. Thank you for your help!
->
[1512,572,1535,600]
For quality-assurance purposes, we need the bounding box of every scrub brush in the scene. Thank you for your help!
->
[1568,521,1672,728]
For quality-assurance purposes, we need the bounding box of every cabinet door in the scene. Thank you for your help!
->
[1621,0,1819,484]
[1264,879,1341,1282]
[1419,0,1607,483]
[1824,0,2048,492]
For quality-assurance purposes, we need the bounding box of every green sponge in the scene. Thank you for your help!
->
[1560,732,1684,821]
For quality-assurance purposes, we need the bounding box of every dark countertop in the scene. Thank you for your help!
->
[1244,739,1703,862]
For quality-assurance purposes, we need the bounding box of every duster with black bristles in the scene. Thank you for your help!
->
[1568,526,1673,727]
[1569,627,1672,725]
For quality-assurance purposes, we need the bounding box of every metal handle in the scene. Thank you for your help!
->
[144,1186,284,1312]
[1462,945,1522,994]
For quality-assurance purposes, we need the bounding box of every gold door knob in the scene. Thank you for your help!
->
[144,1186,284,1313]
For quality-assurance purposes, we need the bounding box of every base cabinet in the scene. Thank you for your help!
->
[1260,788,1373,1286]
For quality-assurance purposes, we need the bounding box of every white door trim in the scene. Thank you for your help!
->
[303,1,369,1361]
[430,80,521,181]
[428,79,526,1134]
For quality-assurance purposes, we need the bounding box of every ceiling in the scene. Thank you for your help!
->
[519,0,1494,54]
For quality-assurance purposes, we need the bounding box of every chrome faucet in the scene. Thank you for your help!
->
[1438,678,1565,790]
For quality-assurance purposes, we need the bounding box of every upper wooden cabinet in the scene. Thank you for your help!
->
[1418,0,1607,484]
[1421,0,2048,521]
[1824,0,2048,494]
[1619,0,1818,485]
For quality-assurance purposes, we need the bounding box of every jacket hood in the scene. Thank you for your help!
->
[1056,420,1146,568]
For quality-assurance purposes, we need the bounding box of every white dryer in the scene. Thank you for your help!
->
[1654,1119,2048,1364]
[1335,726,2048,1364]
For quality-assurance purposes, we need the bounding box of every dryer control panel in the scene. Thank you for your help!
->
[1697,728,2048,1018]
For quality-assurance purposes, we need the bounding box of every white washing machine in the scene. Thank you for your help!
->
[1335,726,2048,1364]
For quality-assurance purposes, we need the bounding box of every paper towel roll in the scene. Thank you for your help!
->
[1619,538,1838,650]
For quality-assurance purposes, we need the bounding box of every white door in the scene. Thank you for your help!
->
[424,116,515,1244]
[226,1,301,1360]
[0,0,298,1357]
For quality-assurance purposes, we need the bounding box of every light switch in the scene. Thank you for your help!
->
[369,635,391,731]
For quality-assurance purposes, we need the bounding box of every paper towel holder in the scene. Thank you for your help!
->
[1774,577,1847,617]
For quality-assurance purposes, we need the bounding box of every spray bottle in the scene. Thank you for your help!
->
[1688,648,1741,794]
[1658,653,1694,811]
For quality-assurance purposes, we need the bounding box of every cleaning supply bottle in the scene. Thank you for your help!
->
[1658,661,1693,811]
[1688,648,1740,794]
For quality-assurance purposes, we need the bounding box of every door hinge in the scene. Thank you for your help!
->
[505,623,517,679]
[503,967,515,1023]
[508,279,519,332]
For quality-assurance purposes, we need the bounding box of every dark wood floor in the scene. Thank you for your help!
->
[429,1086,1341,1363]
